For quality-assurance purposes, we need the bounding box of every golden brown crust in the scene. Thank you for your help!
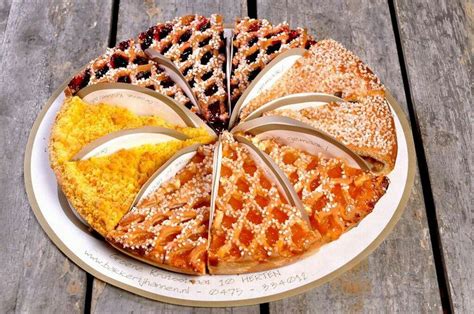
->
[265,96,397,174]
[240,39,385,119]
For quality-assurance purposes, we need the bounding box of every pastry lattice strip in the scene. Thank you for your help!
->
[137,14,228,130]
[230,18,316,105]
[67,39,195,112]
[107,145,214,274]
[255,138,389,242]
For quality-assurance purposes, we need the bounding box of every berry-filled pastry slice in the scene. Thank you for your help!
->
[208,133,320,275]
[255,138,389,243]
[66,39,195,111]
[265,96,397,174]
[240,39,386,119]
[230,18,316,106]
[107,145,214,275]
[137,14,228,131]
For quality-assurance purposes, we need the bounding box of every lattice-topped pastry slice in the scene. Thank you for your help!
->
[230,18,316,106]
[107,145,214,275]
[255,138,389,242]
[208,133,320,274]
[137,14,228,131]
[240,39,386,119]
[66,39,195,112]
[265,95,397,174]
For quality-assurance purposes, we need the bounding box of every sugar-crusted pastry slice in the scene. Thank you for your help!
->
[66,39,195,111]
[107,145,213,275]
[208,133,320,275]
[137,14,228,130]
[265,96,397,174]
[230,18,316,105]
[255,138,389,242]
[240,39,385,119]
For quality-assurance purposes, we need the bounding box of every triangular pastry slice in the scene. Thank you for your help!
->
[265,96,397,174]
[137,14,228,130]
[57,138,207,236]
[66,39,195,111]
[254,138,389,242]
[107,145,214,274]
[230,18,315,105]
[208,133,320,274]
[240,39,385,119]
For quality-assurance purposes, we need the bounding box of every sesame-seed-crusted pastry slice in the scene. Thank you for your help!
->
[208,133,320,275]
[137,14,228,131]
[230,18,316,106]
[265,96,397,174]
[240,39,385,119]
[255,138,389,243]
[66,39,195,112]
[107,145,213,275]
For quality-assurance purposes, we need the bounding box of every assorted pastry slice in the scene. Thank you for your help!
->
[66,39,196,111]
[107,145,214,275]
[230,18,316,106]
[254,137,389,242]
[264,96,397,174]
[137,14,228,130]
[208,133,320,274]
[49,96,213,172]
[57,136,208,237]
[240,39,386,119]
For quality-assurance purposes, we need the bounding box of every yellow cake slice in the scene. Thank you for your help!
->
[58,138,207,236]
[49,96,213,169]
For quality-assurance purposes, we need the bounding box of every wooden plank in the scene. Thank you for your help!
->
[256,0,443,312]
[394,0,473,311]
[0,0,112,312]
[89,1,258,312]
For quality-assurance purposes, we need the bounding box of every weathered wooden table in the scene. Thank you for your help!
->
[0,0,471,312]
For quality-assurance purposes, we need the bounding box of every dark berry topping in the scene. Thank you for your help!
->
[248,36,258,47]
[68,69,91,93]
[248,67,261,81]
[200,51,212,65]
[197,19,210,32]
[110,54,129,69]
[305,39,317,49]
[208,101,221,115]
[201,71,212,81]
[161,43,172,55]
[158,24,172,39]
[248,21,261,32]
[117,75,131,83]
[199,37,211,47]
[205,84,218,96]
[188,79,195,88]
[246,50,259,64]
[179,30,192,44]
[334,91,343,98]
[266,41,281,55]
[183,66,193,76]
[161,78,175,88]
[133,56,148,65]
[184,101,194,109]
[146,85,155,90]
[117,40,130,51]
[181,47,193,61]
[288,30,300,42]
[95,65,109,78]
[136,71,151,80]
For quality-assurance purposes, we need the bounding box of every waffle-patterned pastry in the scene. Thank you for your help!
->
[240,39,385,119]
[137,14,228,130]
[230,18,316,105]
[66,39,196,112]
[107,145,213,275]
[265,96,397,174]
[208,133,320,274]
[254,138,389,242]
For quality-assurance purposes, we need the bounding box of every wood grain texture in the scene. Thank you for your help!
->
[395,0,473,312]
[256,0,443,312]
[90,1,257,312]
[0,0,112,312]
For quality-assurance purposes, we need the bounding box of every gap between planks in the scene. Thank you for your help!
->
[387,0,453,313]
